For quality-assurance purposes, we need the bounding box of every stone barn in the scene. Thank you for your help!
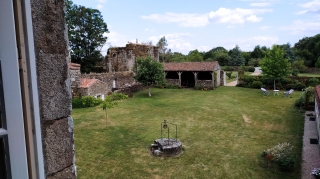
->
[79,78,108,99]
[106,43,159,73]
[164,62,223,88]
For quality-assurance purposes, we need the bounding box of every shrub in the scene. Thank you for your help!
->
[262,142,295,171]
[251,81,263,89]
[242,76,255,83]
[292,69,299,76]
[72,96,103,108]
[307,77,319,87]
[248,66,255,72]
[223,66,235,71]
[226,72,232,79]
[294,93,305,109]
[295,83,306,90]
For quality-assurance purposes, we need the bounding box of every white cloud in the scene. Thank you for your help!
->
[141,13,209,27]
[297,0,320,14]
[250,2,271,7]
[280,19,320,34]
[295,10,308,15]
[220,36,278,51]
[145,28,155,32]
[142,8,272,27]
[96,4,103,10]
[98,0,107,3]
[208,8,272,24]
[148,33,193,52]
[259,25,270,30]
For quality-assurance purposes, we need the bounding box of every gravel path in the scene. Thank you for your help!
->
[302,111,320,179]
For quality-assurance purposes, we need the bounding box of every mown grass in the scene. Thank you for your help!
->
[298,73,320,77]
[72,87,304,179]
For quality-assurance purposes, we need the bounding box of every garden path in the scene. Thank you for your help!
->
[301,111,320,179]
[225,67,261,86]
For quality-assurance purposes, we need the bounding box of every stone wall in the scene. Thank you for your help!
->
[220,71,225,86]
[79,80,108,97]
[166,79,180,86]
[30,0,76,178]
[81,71,135,92]
[106,43,159,73]
[196,80,213,88]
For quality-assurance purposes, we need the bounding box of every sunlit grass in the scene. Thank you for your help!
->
[298,73,320,77]
[73,87,304,179]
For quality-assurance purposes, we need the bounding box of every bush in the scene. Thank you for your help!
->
[294,93,305,108]
[226,72,232,79]
[307,77,319,87]
[242,76,256,83]
[295,83,306,90]
[223,66,235,71]
[251,81,263,89]
[248,66,255,72]
[262,142,295,171]
[72,96,103,108]
[292,69,299,76]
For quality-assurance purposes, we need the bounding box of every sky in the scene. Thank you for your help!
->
[72,0,320,55]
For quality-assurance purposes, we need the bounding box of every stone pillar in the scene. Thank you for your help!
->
[30,0,76,178]
[177,72,182,87]
[211,72,215,88]
[192,72,198,86]
[216,70,220,86]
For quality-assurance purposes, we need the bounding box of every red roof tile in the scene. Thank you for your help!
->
[69,63,81,70]
[80,78,98,88]
[163,62,219,71]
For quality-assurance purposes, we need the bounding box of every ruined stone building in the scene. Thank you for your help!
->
[0,0,76,178]
[106,43,159,73]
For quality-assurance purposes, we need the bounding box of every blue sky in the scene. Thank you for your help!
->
[72,0,320,55]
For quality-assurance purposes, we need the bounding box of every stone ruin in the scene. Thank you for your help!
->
[106,42,159,73]
[150,120,182,157]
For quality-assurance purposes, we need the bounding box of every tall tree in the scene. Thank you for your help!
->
[186,50,203,62]
[260,45,291,90]
[229,45,245,66]
[66,0,109,73]
[134,57,166,97]
[157,36,168,62]
[294,34,320,67]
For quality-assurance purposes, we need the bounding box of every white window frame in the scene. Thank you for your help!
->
[0,0,44,178]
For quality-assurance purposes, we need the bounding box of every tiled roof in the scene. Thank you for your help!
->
[163,62,219,71]
[69,63,81,70]
[80,78,98,88]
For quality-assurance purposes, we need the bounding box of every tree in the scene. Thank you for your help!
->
[316,57,320,68]
[157,36,168,62]
[170,52,187,62]
[260,45,291,90]
[100,93,128,128]
[292,58,307,72]
[66,0,109,73]
[229,45,245,66]
[134,57,166,97]
[186,50,203,62]
[212,51,230,66]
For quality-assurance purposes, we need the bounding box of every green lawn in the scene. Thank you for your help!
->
[72,87,304,179]
[226,71,253,83]
[298,73,320,77]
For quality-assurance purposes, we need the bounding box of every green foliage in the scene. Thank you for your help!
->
[307,78,319,87]
[248,58,261,67]
[229,45,245,66]
[262,142,295,171]
[226,72,232,79]
[292,59,307,72]
[157,36,168,62]
[294,34,320,67]
[100,93,128,110]
[251,45,267,59]
[186,50,203,62]
[223,66,235,71]
[316,57,320,68]
[251,81,263,89]
[134,57,166,96]
[66,0,109,73]
[260,45,291,89]
[292,69,299,76]
[170,52,187,62]
[294,87,314,109]
[72,96,103,108]
[248,66,255,72]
